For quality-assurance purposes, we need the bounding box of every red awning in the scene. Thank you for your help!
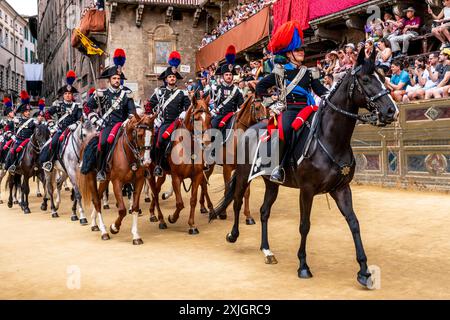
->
[309,0,370,21]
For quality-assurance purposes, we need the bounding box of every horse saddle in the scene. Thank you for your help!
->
[248,112,315,182]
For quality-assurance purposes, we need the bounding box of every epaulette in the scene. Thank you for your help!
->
[125,90,134,99]
[52,101,60,107]
[96,88,106,97]
[309,68,321,80]
[182,90,189,96]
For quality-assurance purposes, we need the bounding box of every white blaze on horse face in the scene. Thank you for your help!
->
[143,130,152,165]
[374,73,399,120]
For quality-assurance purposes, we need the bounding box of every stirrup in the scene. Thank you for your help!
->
[154,165,163,177]
[43,161,53,172]
[8,165,16,174]
[269,166,285,184]
[96,171,106,182]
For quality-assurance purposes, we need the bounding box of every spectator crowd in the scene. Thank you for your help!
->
[194,2,450,105]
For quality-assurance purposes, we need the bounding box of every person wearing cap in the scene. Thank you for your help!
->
[4,91,36,174]
[210,45,244,130]
[256,20,328,184]
[33,99,47,125]
[147,51,190,177]
[40,70,82,172]
[389,7,421,58]
[83,48,136,181]
[425,48,450,99]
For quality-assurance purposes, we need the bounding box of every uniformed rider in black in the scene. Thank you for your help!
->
[148,51,190,177]
[255,23,328,184]
[5,91,36,174]
[41,71,82,172]
[84,52,136,182]
[0,98,16,165]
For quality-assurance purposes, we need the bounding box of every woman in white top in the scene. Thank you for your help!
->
[429,0,450,49]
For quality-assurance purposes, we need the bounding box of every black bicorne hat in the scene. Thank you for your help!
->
[57,70,79,96]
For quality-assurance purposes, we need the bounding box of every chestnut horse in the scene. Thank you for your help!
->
[79,113,156,244]
[200,95,268,224]
[149,96,212,234]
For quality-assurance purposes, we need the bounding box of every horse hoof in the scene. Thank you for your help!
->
[13,200,18,205]
[52,213,59,218]
[149,216,158,223]
[0,200,3,204]
[91,226,100,232]
[357,271,372,288]
[226,233,237,243]
[103,205,110,210]
[71,215,79,221]
[188,228,199,235]
[246,217,256,225]
[144,197,151,203]
[40,204,47,211]
[24,208,31,214]
[7,202,12,208]
[159,222,167,230]
[101,233,110,240]
[168,215,175,224]
[110,225,119,234]
[138,209,143,217]
[133,238,144,245]
[162,194,169,200]
[200,208,208,214]
[298,269,313,279]
[65,187,70,191]
[218,213,227,220]
[264,255,278,264]
[79,218,88,225]
[37,193,42,198]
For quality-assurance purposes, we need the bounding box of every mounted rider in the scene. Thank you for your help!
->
[210,45,244,130]
[34,99,47,125]
[83,48,137,182]
[4,90,36,174]
[147,51,190,177]
[255,20,328,184]
[40,70,82,172]
[0,97,16,164]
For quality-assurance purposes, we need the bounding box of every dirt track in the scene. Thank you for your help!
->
[1,173,450,299]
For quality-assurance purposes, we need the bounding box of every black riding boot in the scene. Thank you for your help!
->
[153,147,163,177]
[269,141,287,184]
[96,148,107,182]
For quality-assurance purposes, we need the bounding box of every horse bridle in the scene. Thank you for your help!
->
[124,122,154,167]
[237,101,269,129]
[324,65,390,126]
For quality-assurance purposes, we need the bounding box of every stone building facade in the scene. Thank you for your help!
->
[0,1,29,100]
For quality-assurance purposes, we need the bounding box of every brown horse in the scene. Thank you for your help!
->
[149,96,212,234]
[79,113,156,244]
[199,95,268,224]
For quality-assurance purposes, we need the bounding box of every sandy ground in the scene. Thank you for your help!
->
[0,173,449,300]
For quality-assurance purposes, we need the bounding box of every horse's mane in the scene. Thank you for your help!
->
[235,95,253,123]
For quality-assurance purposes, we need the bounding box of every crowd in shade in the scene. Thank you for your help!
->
[199,0,276,49]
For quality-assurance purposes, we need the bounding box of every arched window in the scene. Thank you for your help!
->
[148,24,178,75]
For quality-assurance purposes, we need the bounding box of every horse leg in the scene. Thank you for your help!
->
[102,188,110,210]
[0,169,5,204]
[162,175,173,200]
[46,171,59,218]
[221,166,233,220]
[199,182,207,214]
[90,208,100,231]
[92,176,109,240]
[13,176,19,205]
[297,188,315,279]
[259,180,279,264]
[55,171,66,211]
[200,178,214,215]
[155,176,167,229]
[130,176,145,245]
[109,180,128,240]
[330,184,371,287]
[39,172,48,211]
[36,178,42,197]
[7,174,14,208]
[244,185,255,225]
[187,174,202,234]
[74,186,88,225]
[144,177,151,203]
[226,172,250,243]
[22,176,31,214]
[168,175,184,224]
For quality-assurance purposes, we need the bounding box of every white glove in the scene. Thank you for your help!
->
[13,118,20,124]
[155,117,162,128]
[68,123,77,131]
[179,111,186,120]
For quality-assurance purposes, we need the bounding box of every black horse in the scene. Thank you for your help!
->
[210,49,399,287]
[8,123,50,213]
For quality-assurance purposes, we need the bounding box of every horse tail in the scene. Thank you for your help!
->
[77,170,94,210]
[210,171,237,222]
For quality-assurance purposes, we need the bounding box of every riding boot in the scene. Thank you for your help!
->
[96,148,107,182]
[43,151,54,172]
[153,147,163,177]
[7,154,17,175]
[270,141,286,184]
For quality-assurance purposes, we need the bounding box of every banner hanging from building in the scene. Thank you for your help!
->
[24,63,43,97]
